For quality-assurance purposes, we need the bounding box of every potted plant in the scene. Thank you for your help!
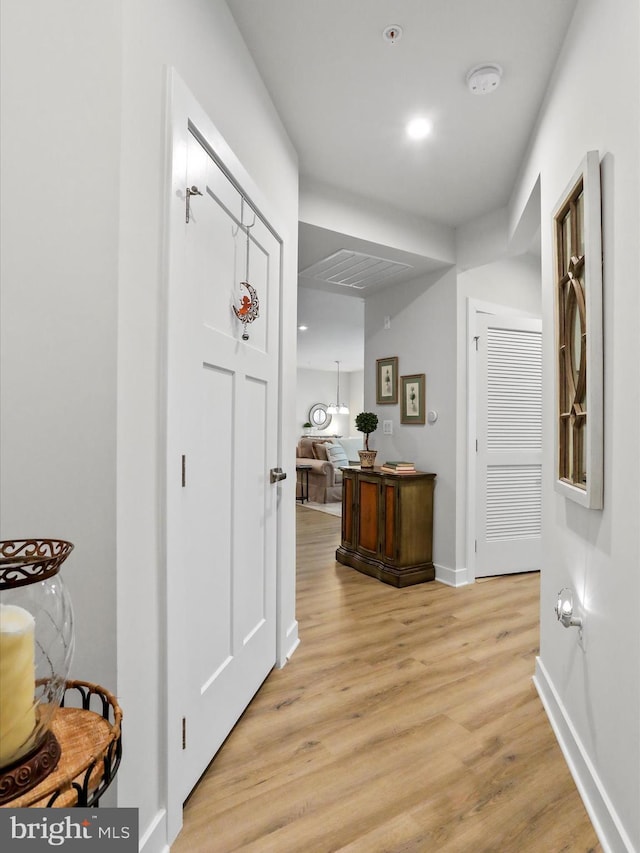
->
[355,411,379,468]
[302,421,312,436]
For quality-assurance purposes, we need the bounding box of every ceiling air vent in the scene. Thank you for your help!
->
[299,250,412,290]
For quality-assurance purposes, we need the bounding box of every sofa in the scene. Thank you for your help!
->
[296,437,358,503]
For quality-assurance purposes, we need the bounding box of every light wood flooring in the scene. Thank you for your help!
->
[173,506,600,852]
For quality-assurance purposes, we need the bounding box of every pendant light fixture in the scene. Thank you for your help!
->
[327,360,349,415]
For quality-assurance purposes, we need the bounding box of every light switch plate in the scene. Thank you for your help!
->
[383,420,393,435]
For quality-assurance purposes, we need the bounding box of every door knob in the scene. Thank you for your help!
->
[270,467,287,484]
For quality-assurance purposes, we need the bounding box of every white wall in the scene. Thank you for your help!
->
[297,286,364,373]
[348,370,364,421]
[511,0,639,848]
[2,1,299,850]
[455,206,509,271]
[456,254,541,311]
[1,0,121,701]
[296,368,359,438]
[300,178,455,266]
[366,268,457,573]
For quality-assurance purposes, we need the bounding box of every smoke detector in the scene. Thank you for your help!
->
[466,63,502,95]
[382,25,403,45]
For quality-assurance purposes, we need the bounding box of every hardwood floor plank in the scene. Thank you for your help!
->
[172,507,601,852]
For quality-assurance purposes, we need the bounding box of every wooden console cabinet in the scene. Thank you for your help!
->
[336,467,436,587]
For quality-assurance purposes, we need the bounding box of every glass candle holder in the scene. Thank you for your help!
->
[0,539,74,801]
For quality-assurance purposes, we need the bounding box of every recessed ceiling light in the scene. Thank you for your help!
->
[298,325,308,331]
[406,117,432,141]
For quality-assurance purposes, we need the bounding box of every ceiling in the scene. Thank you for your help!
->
[297,285,365,373]
[226,0,578,369]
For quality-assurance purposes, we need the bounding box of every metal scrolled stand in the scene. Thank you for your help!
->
[0,680,122,808]
[0,538,122,808]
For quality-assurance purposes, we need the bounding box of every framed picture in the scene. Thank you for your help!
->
[376,356,398,404]
[401,374,425,424]
[552,150,603,509]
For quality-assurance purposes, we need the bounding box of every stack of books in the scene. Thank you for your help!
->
[380,460,416,474]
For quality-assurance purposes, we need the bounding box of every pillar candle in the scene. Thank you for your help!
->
[0,603,37,767]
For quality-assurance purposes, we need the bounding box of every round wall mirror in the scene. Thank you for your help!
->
[308,403,332,431]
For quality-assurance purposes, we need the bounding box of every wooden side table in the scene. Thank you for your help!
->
[337,467,436,587]
[0,680,122,808]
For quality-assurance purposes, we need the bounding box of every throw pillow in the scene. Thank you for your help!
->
[313,442,330,461]
[326,443,349,468]
[298,438,316,459]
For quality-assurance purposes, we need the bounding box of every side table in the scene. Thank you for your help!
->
[0,680,122,808]
[296,465,311,503]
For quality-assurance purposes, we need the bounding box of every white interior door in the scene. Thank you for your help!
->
[167,114,282,819]
[474,314,542,577]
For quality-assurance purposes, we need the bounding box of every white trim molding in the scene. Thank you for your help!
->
[533,658,635,853]
[279,619,300,667]
[139,809,169,853]
[435,563,469,587]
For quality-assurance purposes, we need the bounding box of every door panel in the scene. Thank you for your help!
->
[475,315,542,577]
[235,374,268,642]
[196,364,233,686]
[357,479,380,555]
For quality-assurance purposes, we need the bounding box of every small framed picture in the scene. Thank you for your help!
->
[401,374,425,424]
[376,356,398,404]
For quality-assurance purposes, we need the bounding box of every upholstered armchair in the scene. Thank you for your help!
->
[295,438,350,503]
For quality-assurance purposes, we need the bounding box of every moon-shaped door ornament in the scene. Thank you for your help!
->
[233,281,260,341]
[233,201,260,341]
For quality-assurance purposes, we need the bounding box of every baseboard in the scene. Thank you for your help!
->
[435,563,469,587]
[139,808,169,853]
[533,657,636,853]
[278,619,300,667]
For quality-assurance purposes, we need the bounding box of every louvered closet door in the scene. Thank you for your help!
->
[475,315,542,577]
